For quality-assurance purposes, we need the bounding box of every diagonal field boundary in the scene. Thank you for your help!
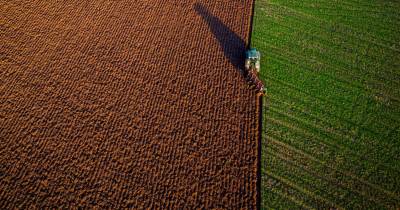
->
[1,0,261,208]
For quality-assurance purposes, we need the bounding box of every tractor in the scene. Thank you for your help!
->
[245,48,261,74]
[245,48,265,93]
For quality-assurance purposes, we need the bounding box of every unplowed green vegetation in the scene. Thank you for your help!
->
[252,0,400,208]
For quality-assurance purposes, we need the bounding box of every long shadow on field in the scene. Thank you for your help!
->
[194,3,246,74]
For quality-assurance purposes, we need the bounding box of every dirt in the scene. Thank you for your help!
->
[1,0,259,208]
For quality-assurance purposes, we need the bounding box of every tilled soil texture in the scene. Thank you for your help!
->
[1,1,259,209]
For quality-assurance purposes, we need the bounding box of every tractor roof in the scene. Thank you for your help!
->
[246,48,260,59]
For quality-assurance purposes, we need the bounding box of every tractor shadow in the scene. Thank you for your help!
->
[194,3,246,75]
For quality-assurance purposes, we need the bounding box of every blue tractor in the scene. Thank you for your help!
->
[245,48,265,93]
[245,48,261,74]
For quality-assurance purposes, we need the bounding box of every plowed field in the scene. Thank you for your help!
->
[1,0,259,209]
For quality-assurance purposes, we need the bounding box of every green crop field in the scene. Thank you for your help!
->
[251,0,400,209]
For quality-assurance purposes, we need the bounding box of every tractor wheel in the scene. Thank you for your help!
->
[245,59,250,70]
[255,61,260,73]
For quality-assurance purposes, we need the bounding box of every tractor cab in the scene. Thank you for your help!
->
[245,48,261,73]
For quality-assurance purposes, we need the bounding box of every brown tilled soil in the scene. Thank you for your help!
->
[1,0,259,208]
